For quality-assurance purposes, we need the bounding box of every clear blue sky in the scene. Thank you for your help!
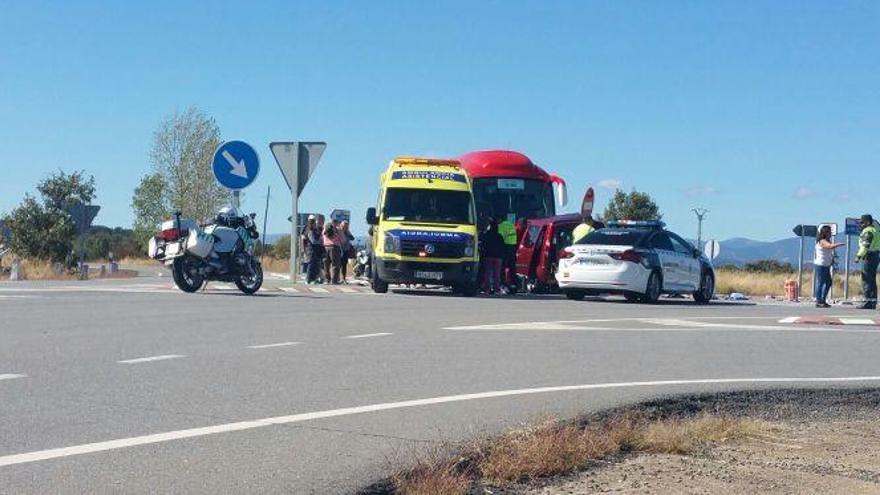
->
[1,1,877,241]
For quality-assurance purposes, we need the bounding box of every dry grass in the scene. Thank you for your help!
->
[260,256,290,274]
[390,413,769,494]
[715,269,863,298]
[2,259,73,280]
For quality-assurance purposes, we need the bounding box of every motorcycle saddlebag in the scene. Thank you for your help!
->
[186,230,215,258]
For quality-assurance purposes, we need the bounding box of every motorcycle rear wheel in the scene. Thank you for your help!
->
[172,256,205,293]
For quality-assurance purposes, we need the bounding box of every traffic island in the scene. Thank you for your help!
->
[358,388,880,495]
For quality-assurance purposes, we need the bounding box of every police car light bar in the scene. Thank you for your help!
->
[394,157,461,167]
[607,220,666,229]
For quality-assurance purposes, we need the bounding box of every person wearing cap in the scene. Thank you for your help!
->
[856,214,880,309]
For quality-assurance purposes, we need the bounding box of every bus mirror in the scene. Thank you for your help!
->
[550,175,568,207]
[366,207,378,225]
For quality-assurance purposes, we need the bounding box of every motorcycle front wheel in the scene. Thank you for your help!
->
[172,256,205,293]
[235,260,263,295]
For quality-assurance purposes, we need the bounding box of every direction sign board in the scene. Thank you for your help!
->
[845,217,861,236]
[703,239,721,260]
[581,187,595,219]
[792,224,817,238]
[212,141,260,190]
[330,209,351,224]
[270,142,326,195]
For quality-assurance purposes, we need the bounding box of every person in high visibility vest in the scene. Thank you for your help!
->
[498,217,518,291]
[572,215,596,244]
[856,214,880,309]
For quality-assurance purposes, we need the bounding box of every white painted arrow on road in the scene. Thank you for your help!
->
[222,150,248,178]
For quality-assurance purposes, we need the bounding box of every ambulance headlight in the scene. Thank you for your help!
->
[384,234,400,254]
[464,237,475,257]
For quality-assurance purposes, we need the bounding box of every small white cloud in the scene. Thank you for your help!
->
[685,185,717,197]
[597,178,622,191]
[793,187,816,199]
[834,192,853,202]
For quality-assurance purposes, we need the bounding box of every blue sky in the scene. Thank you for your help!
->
[1,1,877,241]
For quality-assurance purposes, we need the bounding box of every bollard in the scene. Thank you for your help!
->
[79,263,89,280]
[10,259,23,281]
[99,265,107,278]
[784,279,798,302]
[53,262,64,275]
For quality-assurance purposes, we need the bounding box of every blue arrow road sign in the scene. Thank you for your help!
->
[212,140,260,190]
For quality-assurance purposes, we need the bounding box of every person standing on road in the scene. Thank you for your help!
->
[572,215,596,244]
[339,220,355,283]
[303,215,323,284]
[814,225,844,308]
[856,214,880,309]
[322,221,342,284]
[498,216,518,292]
[480,219,505,295]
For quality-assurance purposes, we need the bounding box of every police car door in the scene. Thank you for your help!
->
[649,232,679,288]
[669,234,700,290]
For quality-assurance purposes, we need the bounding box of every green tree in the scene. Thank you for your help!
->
[131,107,228,250]
[2,170,96,262]
[273,234,291,259]
[603,189,662,222]
[131,172,169,251]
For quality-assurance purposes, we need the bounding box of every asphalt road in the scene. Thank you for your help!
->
[2,276,880,494]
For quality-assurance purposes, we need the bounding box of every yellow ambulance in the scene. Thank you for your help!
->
[365,157,480,295]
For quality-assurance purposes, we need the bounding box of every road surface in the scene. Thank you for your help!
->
[2,277,879,493]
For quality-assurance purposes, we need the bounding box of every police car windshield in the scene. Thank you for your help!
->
[383,188,474,224]
[576,229,648,247]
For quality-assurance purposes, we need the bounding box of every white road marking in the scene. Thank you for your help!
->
[344,332,393,339]
[247,342,299,349]
[279,287,299,293]
[447,318,880,334]
[0,374,26,381]
[117,354,185,364]
[839,318,877,325]
[2,375,880,468]
[309,287,330,293]
[338,287,356,293]
[778,317,800,324]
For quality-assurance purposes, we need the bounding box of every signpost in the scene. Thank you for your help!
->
[703,240,721,261]
[330,209,351,224]
[792,224,817,300]
[270,141,327,282]
[212,140,260,206]
[844,217,861,301]
[67,204,100,279]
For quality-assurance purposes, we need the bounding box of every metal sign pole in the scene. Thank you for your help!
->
[829,233,835,301]
[797,233,804,300]
[291,189,299,283]
[844,234,851,301]
[260,186,270,264]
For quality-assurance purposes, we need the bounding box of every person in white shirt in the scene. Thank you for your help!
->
[814,225,844,308]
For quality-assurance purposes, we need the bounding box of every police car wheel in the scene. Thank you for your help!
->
[641,271,662,304]
[693,272,714,303]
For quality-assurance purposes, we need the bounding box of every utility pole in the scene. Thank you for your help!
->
[691,208,709,248]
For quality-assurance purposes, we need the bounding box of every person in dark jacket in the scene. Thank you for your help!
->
[302,215,323,284]
[480,219,505,295]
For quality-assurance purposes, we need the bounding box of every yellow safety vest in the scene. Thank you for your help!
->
[498,220,518,246]
[858,225,880,258]
[572,223,595,243]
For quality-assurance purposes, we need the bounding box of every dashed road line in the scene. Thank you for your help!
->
[247,342,300,349]
[309,287,330,293]
[117,354,186,364]
[344,332,393,339]
[0,374,26,381]
[2,375,880,468]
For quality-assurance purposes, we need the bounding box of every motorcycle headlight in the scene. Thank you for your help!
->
[384,234,400,254]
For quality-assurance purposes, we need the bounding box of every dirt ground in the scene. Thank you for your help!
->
[526,418,880,494]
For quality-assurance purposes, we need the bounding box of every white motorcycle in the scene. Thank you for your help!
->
[149,207,263,294]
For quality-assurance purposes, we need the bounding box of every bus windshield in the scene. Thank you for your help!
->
[383,188,474,224]
[472,178,555,222]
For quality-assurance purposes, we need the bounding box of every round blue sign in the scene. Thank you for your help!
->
[212,140,260,190]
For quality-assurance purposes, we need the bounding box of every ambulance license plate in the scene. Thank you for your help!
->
[415,271,443,280]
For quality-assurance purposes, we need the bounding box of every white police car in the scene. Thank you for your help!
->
[555,221,715,303]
